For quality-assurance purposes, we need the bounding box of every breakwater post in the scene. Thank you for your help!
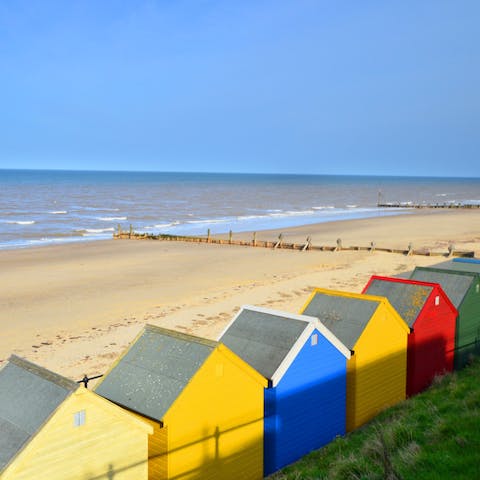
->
[112,229,475,258]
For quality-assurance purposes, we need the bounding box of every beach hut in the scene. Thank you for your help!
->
[217,306,350,476]
[94,324,267,480]
[0,355,152,480]
[301,289,410,432]
[410,265,480,369]
[453,258,480,265]
[362,276,457,396]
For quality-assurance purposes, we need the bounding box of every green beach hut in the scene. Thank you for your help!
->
[410,265,480,369]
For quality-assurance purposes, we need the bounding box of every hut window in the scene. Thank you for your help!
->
[216,363,224,377]
[311,334,318,346]
[435,295,440,306]
[74,410,86,427]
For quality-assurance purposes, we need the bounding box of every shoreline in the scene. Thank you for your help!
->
[1,209,479,384]
[0,207,411,253]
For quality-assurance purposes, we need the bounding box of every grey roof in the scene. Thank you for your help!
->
[0,355,77,473]
[219,309,309,380]
[364,279,433,327]
[95,325,216,422]
[303,293,379,349]
[410,267,475,309]
[431,259,480,275]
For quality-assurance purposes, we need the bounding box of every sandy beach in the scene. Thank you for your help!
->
[1,209,479,385]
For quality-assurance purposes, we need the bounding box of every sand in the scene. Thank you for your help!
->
[1,209,479,385]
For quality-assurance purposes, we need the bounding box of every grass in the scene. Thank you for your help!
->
[268,357,480,480]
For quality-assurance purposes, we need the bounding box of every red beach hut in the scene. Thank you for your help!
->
[363,276,457,396]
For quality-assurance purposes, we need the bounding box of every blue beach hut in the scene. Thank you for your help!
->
[218,305,350,476]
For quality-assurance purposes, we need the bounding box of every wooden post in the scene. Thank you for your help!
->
[207,229,211,243]
[229,230,233,244]
[129,224,133,239]
[274,233,283,249]
[370,241,376,253]
[302,236,311,251]
[252,232,257,247]
[117,224,122,236]
[335,238,342,252]
[448,244,455,257]
[407,242,413,256]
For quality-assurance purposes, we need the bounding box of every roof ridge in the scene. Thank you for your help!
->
[145,324,218,348]
[311,288,382,304]
[369,276,434,290]
[8,355,78,392]
[417,267,476,279]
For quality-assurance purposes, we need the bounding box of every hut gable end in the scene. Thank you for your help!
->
[218,306,312,381]
[0,356,76,474]
[363,277,433,328]
[302,291,379,350]
[410,268,474,309]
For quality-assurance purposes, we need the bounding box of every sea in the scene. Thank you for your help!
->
[1,169,479,251]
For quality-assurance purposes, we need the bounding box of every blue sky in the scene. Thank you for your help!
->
[0,1,478,176]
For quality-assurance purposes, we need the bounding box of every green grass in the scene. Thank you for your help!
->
[268,358,480,480]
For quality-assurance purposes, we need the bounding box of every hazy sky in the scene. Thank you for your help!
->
[0,1,478,176]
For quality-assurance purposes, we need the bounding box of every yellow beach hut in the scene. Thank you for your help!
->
[301,289,410,431]
[94,324,267,480]
[0,355,152,480]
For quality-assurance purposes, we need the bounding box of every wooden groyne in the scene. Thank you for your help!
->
[378,202,480,209]
[113,227,475,258]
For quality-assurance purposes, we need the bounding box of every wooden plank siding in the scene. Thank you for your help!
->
[300,289,409,433]
[348,303,408,431]
[162,345,266,480]
[1,388,151,480]
[362,277,458,397]
[264,329,347,475]
[455,281,480,368]
[410,267,480,370]
[128,413,168,480]
[406,286,456,395]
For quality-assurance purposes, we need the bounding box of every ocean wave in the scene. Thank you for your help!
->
[312,205,335,210]
[269,210,316,218]
[142,221,180,230]
[236,214,267,221]
[49,210,68,214]
[187,218,230,225]
[97,216,127,221]
[86,228,114,233]
[6,220,36,225]
[155,221,180,228]
[82,207,120,212]
[74,228,115,234]
[346,205,358,208]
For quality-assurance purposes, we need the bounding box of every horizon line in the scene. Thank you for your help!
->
[0,168,477,181]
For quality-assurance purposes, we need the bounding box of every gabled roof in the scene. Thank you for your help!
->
[0,355,78,473]
[433,259,480,275]
[217,306,349,387]
[301,289,383,350]
[363,276,433,328]
[410,267,476,309]
[94,325,217,422]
